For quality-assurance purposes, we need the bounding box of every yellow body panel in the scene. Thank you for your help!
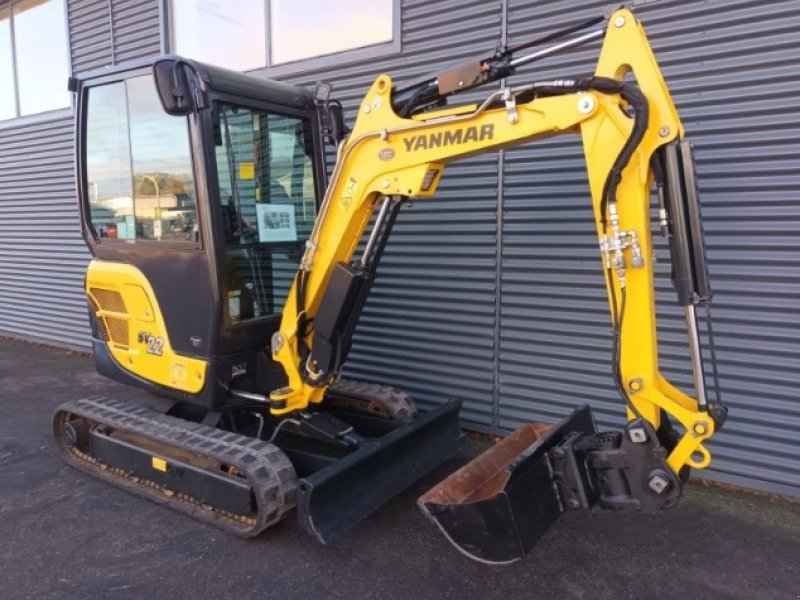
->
[86,260,207,394]
[270,9,714,474]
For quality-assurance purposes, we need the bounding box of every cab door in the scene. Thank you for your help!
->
[205,98,322,386]
[79,69,217,395]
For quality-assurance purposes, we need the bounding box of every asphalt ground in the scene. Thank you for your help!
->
[1,337,798,599]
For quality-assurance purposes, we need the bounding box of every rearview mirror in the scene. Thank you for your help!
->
[326,104,347,145]
[153,58,195,115]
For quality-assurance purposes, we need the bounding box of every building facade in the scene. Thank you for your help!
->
[0,0,798,499]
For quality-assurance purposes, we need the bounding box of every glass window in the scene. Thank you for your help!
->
[0,7,16,120]
[86,82,132,239]
[172,0,267,71]
[86,76,198,243]
[0,0,70,120]
[270,0,393,64]
[214,102,318,321]
[13,0,70,115]
[171,0,394,70]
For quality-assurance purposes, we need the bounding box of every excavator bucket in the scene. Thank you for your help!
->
[418,405,597,564]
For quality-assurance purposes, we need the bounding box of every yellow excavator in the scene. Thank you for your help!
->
[55,7,726,564]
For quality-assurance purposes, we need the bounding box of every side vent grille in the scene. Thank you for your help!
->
[87,288,130,348]
[89,288,127,313]
[104,317,130,346]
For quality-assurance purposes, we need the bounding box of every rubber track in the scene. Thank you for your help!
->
[53,396,297,538]
[327,380,417,422]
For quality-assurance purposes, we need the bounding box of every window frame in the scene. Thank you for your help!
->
[78,67,205,253]
[202,92,325,326]
[0,0,72,125]
[164,0,401,77]
[203,89,326,229]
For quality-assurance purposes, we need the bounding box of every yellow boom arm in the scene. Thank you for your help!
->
[270,9,716,476]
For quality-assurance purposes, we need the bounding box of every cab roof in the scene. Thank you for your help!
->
[75,54,314,111]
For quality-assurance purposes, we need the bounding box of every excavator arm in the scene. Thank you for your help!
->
[271,8,724,478]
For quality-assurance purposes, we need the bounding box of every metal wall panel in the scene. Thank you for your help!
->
[110,0,160,63]
[68,0,113,73]
[68,0,160,73]
[500,0,800,497]
[0,117,89,348]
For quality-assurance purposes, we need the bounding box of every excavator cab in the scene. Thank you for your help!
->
[76,57,326,406]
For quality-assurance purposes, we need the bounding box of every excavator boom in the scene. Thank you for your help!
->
[271,7,722,474]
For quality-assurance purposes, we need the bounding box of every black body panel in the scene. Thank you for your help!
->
[153,55,314,111]
[131,251,215,357]
[310,262,371,377]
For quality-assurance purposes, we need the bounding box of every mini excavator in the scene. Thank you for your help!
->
[55,8,727,564]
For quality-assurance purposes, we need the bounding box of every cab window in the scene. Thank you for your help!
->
[213,102,318,322]
[85,75,198,243]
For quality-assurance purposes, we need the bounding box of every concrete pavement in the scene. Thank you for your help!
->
[0,337,798,599]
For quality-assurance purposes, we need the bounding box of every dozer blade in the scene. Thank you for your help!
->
[298,399,464,543]
[418,405,596,564]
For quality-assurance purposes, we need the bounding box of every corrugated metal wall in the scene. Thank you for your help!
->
[68,0,113,73]
[0,0,161,348]
[110,0,160,63]
[0,115,86,347]
[664,0,800,496]
[0,0,797,497]
[69,0,160,70]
